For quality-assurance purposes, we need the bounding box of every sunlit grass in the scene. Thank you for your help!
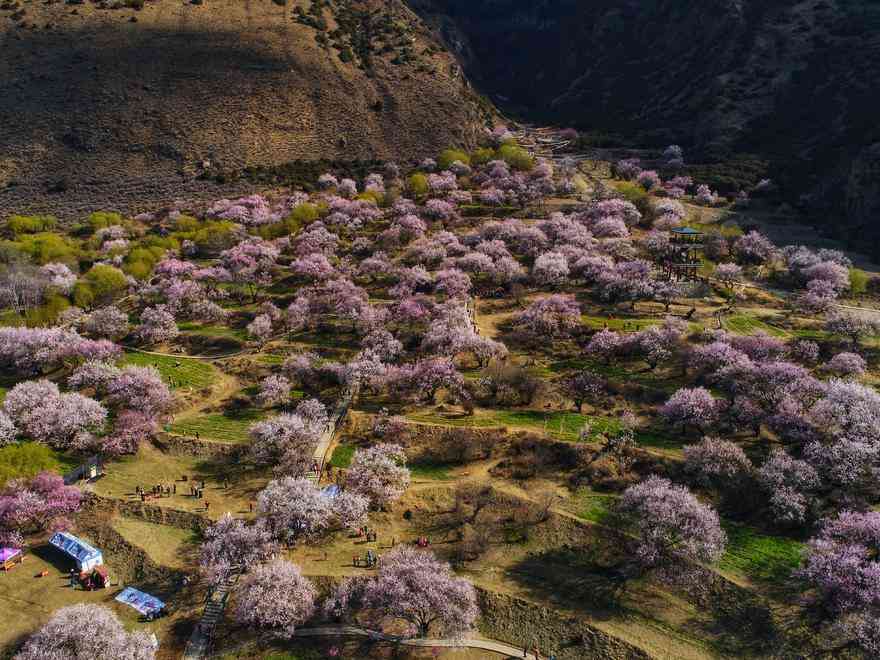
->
[122,350,218,389]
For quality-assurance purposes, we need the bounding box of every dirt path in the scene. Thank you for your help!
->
[293,626,544,659]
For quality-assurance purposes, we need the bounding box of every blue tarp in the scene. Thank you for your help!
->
[48,532,103,571]
[320,485,340,499]
[115,587,165,616]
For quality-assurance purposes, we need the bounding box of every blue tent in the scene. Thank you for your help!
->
[49,532,103,571]
[116,587,165,617]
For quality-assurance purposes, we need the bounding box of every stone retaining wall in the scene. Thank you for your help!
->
[154,432,244,458]
[83,493,210,533]
[476,587,650,660]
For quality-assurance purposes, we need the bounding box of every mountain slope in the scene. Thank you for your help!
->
[0,0,490,218]
[412,0,880,256]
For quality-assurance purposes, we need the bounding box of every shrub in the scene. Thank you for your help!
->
[849,268,869,296]
[407,173,429,198]
[9,233,78,265]
[470,147,496,166]
[7,214,57,235]
[497,143,534,171]
[438,148,471,170]
[82,265,127,303]
[87,211,125,232]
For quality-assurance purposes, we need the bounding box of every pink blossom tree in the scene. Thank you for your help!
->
[234,559,317,638]
[3,380,107,450]
[106,365,173,418]
[434,268,472,300]
[81,306,129,340]
[660,387,719,435]
[248,409,324,475]
[532,251,570,287]
[14,604,156,660]
[137,306,178,345]
[247,313,274,345]
[515,294,581,339]
[733,231,776,265]
[346,444,410,509]
[257,477,367,543]
[757,449,819,525]
[256,374,291,408]
[683,437,753,491]
[617,476,726,575]
[331,546,478,638]
[0,471,82,535]
[0,411,15,446]
[220,238,280,301]
[797,510,880,628]
[200,514,277,585]
[825,352,867,378]
[560,370,606,411]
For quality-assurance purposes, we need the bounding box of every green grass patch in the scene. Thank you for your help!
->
[0,442,79,486]
[409,460,453,480]
[581,315,661,332]
[718,523,804,584]
[407,409,614,442]
[566,488,617,525]
[178,321,247,341]
[169,410,266,444]
[721,314,789,338]
[328,443,356,469]
[546,358,686,393]
[122,350,218,389]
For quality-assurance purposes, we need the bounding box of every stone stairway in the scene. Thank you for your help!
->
[183,570,240,660]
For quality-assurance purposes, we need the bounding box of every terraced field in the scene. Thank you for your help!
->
[122,351,219,389]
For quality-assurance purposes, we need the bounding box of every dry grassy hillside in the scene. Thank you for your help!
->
[0,0,490,218]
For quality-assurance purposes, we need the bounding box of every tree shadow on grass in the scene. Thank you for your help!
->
[505,545,633,620]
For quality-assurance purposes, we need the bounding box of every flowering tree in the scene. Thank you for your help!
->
[247,314,274,345]
[637,170,661,191]
[434,269,472,300]
[695,184,719,206]
[331,546,478,638]
[798,510,880,651]
[346,444,410,509]
[220,239,280,301]
[14,604,155,660]
[515,295,581,339]
[137,306,178,345]
[40,262,78,295]
[248,405,325,475]
[101,410,157,456]
[733,231,776,265]
[682,437,753,491]
[826,313,880,348]
[757,449,820,525]
[825,352,867,378]
[81,306,129,339]
[559,370,605,411]
[585,329,624,365]
[389,358,467,403]
[257,477,367,543]
[234,559,317,638]
[0,471,82,535]
[0,411,15,446]
[532,251,570,287]
[0,327,120,375]
[200,514,277,585]
[660,387,719,435]
[106,365,173,418]
[3,380,106,450]
[617,476,726,575]
[256,374,291,408]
